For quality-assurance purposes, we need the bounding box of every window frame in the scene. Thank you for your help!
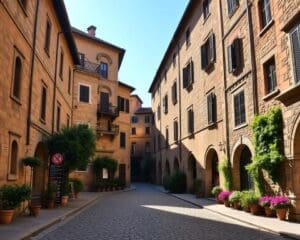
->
[120,132,126,148]
[201,33,216,71]
[44,17,52,55]
[263,57,277,94]
[259,0,272,30]
[207,92,217,125]
[131,127,136,135]
[203,0,210,20]
[172,80,178,104]
[183,59,194,89]
[185,28,191,47]
[187,107,194,135]
[228,38,242,73]
[11,54,23,102]
[99,62,108,79]
[56,102,61,132]
[79,83,91,104]
[290,24,300,84]
[40,83,47,122]
[233,90,246,127]
[227,0,239,16]
[59,49,64,79]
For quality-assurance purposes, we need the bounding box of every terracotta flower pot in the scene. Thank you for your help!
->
[243,206,250,212]
[47,200,55,209]
[0,209,14,224]
[249,204,260,215]
[30,205,41,217]
[276,208,287,220]
[224,200,230,207]
[61,195,69,206]
[233,201,241,210]
[74,192,79,199]
[264,206,274,217]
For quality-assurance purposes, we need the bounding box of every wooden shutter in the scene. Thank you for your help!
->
[125,99,129,113]
[120,132,126,148]
[233,38,241,71]
[207,94,213,124]
[118,96,122,111]
[188,109,194,134]
[212,93,216,123]
[228,44,233,73]
[165,128,169,146]
[234,94,240,126]
[183,66,188,88]
[291,26,300,83]
[173,121,178,141]
[172,82,177,103]
[101,92,109,112]
[165,95,168,113]
[209,34,215,63]
[201,44,207,70]
[240,92,246,124]
[189,60,194,84]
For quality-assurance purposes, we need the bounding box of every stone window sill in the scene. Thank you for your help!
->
[7,174,18,181]
[259,20,274,37]
[233,123,248,131]
[263,88,280,101]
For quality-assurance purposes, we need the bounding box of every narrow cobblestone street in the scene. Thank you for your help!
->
[32,184,287,240]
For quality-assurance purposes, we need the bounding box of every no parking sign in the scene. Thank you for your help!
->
[51,153,64,165]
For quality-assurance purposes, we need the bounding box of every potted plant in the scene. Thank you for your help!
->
[211,186,223,203]
[61,179,70,206]
[45,182,58,209]
[242,191,260,215]
[70,178,84,198]
[259,196,274,217]
[229,191,242,210]
[0,185,31,224]
[270,196,292,220]
[218,191,231,207]
[22,157,42,168]
[193,179,202,198]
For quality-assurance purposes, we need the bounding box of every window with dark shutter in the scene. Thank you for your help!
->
[203,0,210,19]
[260,0,272,29]
[99,62,108,79]
[59,50,64,79]
[186,28,191,47]
[56,103,61,132]
[40,85,47,121]
[183,66,188,88]
[125,99,129,113]
[228,38,241,73]
[12,56,22,100]
[183,60,194,89]
[173,53,177,67]
[163,95,168,114]
[173,120,178,142]
[290,25,300,83]
[79,53,85,67]
[45,19,51,54]
[228,0,239,16]
[120,132,126,148]
[188,108,194,134]
[201,34,215,70]
[234,91,246,126]
[165,128,169,147]
[131,128,136,135]
[264,57,277,94]
[157,105,161,120]
[172,81,177,104]
[207,92,216,124]
[68,68,71,95]
[79,85,90,103]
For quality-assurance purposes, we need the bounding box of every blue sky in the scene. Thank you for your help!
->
[64,0,189,107]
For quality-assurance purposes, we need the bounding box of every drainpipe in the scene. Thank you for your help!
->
[159,81,162,183]
[51,31,63,134]
[71,67,76,125]
[177,43,182,166]
[246,0,259,114]
[26,0,40,145]
[218,0,231,164]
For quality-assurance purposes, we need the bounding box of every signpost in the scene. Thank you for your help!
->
[49,153,64,204]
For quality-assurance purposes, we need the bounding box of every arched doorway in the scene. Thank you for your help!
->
[188,154,197,192]
[173,158,179,172]
[292,121,300,220]
[205,149,219,196]
[32,142,48,195]
[165,160,170,176]
[240,147,252,190]
[157,160,162,184]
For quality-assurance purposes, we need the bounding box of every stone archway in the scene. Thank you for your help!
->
[187,154,197,193]
[232,144,253,190]
[292,120,300,220]
[205,148,219,196]
[32,142,48,195]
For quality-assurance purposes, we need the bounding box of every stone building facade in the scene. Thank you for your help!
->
[0,0,78,197]
[150,0,300,220]
[69,26,133,187]
[129,95,154,182]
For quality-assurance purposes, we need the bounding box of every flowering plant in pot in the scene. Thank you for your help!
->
[259,196,274,217]
[270,196,292,220]
[70,178,84,198]
[229,191,242,210]
[211,186,223,203]
[218,191,231,207]
[242,191,260,215]
[0,185,31,224]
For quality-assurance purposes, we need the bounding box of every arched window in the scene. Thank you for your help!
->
[13,57,22,99]
[10,141,18,175]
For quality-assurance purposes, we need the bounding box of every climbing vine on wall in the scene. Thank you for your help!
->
[218,157,232,190]
[247,107,284,194]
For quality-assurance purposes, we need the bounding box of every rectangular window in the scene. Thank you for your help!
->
[40,85,47,121]
[201,33,215,70]
[187,108,194,134]
[172,81,177,104]
[68,67,72,95]
[203,0,210,19]
[145,142,150,153]
[79,85,90,103]
[120,132,126,148]
[131,127,136,135]
[145,127,150,135]
[290,24,300,83]
[227,0,239,16]
[228,38,241,73]
[163,95,168,114]
[79,53,85,67]
[131,142,136,155]
[165,127,169,147]
[118,96,129,113]
[234,91,246,126]
[207,92,217,124]
[131,116,138,123]
[186,28,191,47]
[56,103,61,132]
[260,0,272,29]
[157,105,161,120]
[99,62,108,79]
[59,50,64,79]
[44,19,51,54]
[145,115,150,123]
[264,57,277,94]
[183,60,194,89]
[173,120,178,142]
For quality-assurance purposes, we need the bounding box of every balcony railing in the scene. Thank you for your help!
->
[96,123,119,137]
[97,104,119,118]
[78,59,101,74]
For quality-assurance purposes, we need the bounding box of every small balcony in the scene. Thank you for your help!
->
[97,104,119,118]
[96,123,119,138]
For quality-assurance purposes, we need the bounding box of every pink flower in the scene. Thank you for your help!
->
[218,191,231,201]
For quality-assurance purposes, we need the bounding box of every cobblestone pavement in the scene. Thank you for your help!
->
[32,184,287,240]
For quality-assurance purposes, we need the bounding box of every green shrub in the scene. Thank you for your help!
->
[0,185,31,210]
[211,186,222,197]
[70,178,84,192]
[218,158,232,190]
[169,171,187,194]
[92,156,118,179]
[45,182,58,201]
[22,156,42,167]
[240,190,259,207]
[229,191,242,203]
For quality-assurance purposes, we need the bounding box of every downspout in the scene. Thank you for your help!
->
[71,67,76,125]
[246,0,258,114]
[51,32,63,134]
[177,43,182,165]
[159,81,162,183]
[26,0,40,145]
[219,0,231,164]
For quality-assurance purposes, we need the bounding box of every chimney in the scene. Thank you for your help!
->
[87,25,96,37]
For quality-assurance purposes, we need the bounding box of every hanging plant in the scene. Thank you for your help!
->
[22,157,42,168]
[247,107,284,194]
